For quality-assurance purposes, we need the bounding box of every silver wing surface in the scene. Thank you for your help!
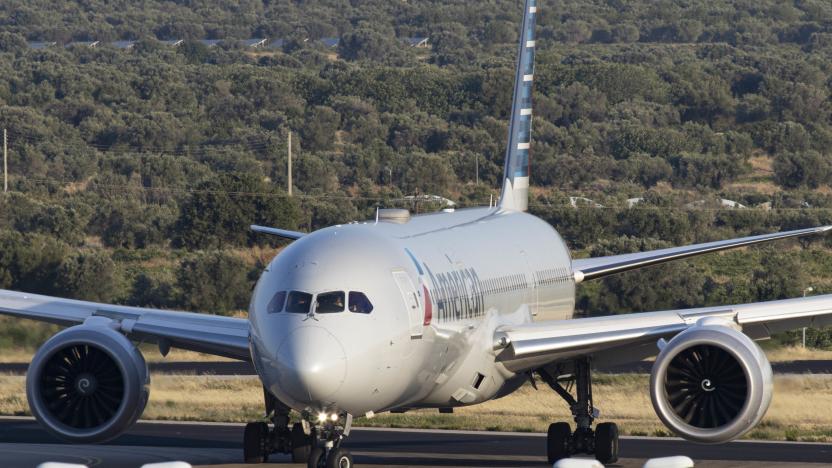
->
[250,224,306,240]
[0,289,250,360]
[572,225,832,283]
[495,294,832,373]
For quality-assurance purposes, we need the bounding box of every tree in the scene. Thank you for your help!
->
[55,252,120,302]
[751,249,805,301]
[176,251,252,315]
[300,106,340,152]
[773,151,830,189]
[338,29,406,64]
[588,262,708,315]
[174,173,301,249]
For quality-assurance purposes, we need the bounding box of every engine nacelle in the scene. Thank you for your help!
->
[650,319,772,444]
[27,318,149,443]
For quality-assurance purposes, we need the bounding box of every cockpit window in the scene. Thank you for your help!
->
[267,291,286,313]
[285,291,313,314]
[316,291,345,313]
[348,292,373,314]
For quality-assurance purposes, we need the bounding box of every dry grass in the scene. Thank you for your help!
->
[1,373,832,442]
[749,155,773,173]
[0,346,235,363]
[724,181,781,194]
[764,346,832,361]
[2,345,828,365]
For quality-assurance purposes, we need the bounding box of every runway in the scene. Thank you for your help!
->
[1,359,829,375]
[0,417,829,468]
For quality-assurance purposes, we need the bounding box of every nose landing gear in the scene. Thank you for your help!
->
[305,410,354,468]
[539,357,620,465]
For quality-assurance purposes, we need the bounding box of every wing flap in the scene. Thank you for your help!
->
[572,225,832,283]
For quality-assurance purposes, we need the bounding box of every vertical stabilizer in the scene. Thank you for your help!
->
[498,0,537,212]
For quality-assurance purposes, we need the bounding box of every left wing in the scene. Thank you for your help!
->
[572,225,831,283]
[0,289,251,361]
[494,294,832,373]
[251,224,306,240]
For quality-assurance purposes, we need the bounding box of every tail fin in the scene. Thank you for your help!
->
[498,0,537,212]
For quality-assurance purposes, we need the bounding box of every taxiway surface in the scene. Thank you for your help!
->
[0,417,829,467]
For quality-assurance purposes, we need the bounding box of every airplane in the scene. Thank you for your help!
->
[3,1,832,467]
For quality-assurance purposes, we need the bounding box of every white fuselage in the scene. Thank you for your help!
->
[249,207,574,416]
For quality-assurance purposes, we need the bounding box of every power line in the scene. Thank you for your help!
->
[13,175,832,213]
[2,128,280,157]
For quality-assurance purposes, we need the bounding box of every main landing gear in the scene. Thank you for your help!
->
[243,388,354,467]
[243,389,314,464]
[538,357,619,465]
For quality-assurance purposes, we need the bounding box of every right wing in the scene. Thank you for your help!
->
[494,294,832,373]
[572,225,831,283]
[0,289,251,361]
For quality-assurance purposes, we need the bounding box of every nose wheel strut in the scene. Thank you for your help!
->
[538,357,619,465]
[304,409,354,468]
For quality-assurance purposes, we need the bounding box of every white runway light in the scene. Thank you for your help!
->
[643,456,695,468]
[552,459,603,468]
[140,463,192,468]
[37,464,89,468]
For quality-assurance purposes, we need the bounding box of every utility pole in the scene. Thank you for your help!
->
[3,128,7,193]
[287,131,293,196]
[475,153,479,185]
[802,286,813,348]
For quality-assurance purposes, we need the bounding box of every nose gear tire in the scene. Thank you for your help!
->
[307,446,325,468]
[327,448,353,468]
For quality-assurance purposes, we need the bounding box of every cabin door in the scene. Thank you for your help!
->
[392,270,422,338]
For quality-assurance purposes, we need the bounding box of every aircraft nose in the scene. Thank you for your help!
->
[276,326,347,403]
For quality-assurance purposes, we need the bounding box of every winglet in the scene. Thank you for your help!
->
[250,225,306,241]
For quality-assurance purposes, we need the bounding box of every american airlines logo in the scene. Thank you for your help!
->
[422,263,485,322]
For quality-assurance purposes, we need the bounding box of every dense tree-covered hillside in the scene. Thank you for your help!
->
[1,1,832,347]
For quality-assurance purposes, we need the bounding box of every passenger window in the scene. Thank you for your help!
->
[348,292,373,314]
[267,290,286,313]
[316,291,345,313]
[285,291,313,314]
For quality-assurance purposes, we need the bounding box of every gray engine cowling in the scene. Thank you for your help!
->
[26,318,149,443]
[649,318,773,444]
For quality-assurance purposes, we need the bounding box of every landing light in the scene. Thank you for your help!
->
[317,412,327,423]
[330,413,339,422]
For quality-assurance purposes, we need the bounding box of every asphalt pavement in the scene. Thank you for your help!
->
[0,417,829,467]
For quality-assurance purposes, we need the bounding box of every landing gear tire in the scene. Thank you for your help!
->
[243,422,270,463]
[307,446,326,468]
[547,422,572,464]
[326,447,354,468]
[594,422,619,464]
[291,422,312,463]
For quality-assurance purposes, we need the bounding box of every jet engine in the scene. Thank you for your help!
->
[649,318,772,444]
[26,318,149,443]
